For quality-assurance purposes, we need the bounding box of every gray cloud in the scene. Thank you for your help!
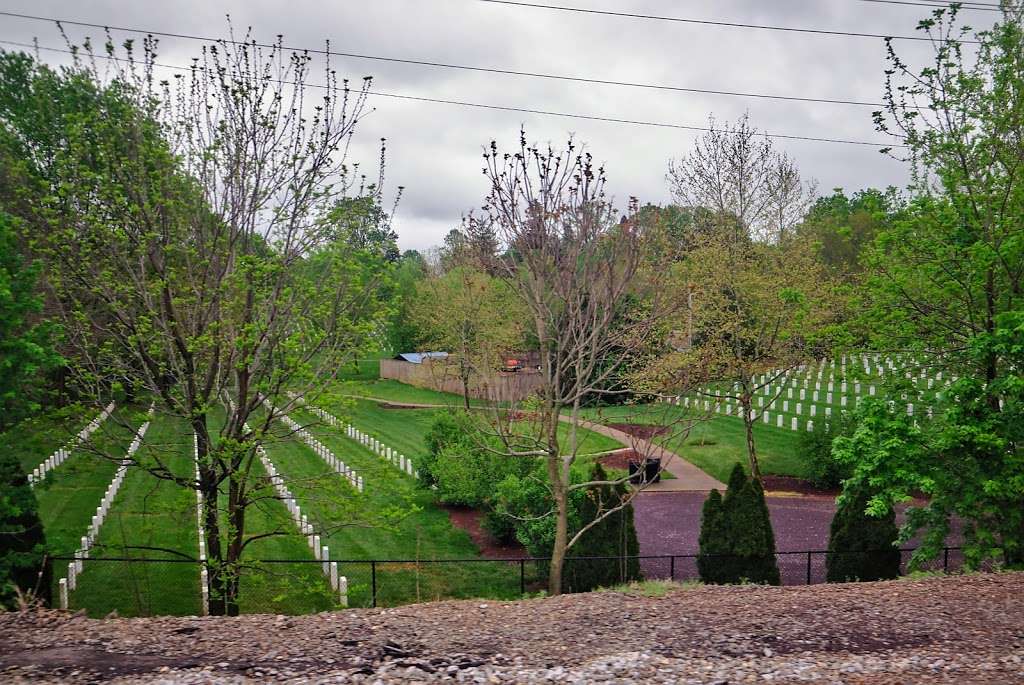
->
[1,0,990,250]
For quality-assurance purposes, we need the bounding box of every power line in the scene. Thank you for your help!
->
[476,0,982,43]
[853,0,1005,9]
[0,38,905,148]
[0,9,911,112]
[851,0,1003,9]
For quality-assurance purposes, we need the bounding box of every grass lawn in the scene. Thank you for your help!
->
[263,406,525,607]
[34,410,141,559]
[332,378,480,407]
[3,405,93,473]
[72,413,201,617]
[324,395,625,463]
[578,404,805,484]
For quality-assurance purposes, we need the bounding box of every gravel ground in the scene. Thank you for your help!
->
[2,572,1022,683]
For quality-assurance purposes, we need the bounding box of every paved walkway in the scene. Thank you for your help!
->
[342,394,724,492]
[571,419,724,492]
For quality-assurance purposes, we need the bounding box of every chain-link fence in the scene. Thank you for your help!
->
[47,547,965,616]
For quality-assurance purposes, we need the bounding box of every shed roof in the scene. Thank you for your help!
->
[395,351,449,364]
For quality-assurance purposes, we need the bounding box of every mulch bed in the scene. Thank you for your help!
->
[606,423,669,439]
[596,448,643,470]
[443,505,527,560]
[760,475,839,498]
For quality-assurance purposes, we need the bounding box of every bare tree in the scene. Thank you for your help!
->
[668,113,815,243]
[479,131,700,594]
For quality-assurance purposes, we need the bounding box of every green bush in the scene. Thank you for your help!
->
[697,463,780,585]
[418,410,469,487]
[423,411,533,508]
[494,463,641,593]
[826,488,901,582]
[480,508,519,545]
[797,411,855,489]
[563,464,641,593]
[0,447,51,607]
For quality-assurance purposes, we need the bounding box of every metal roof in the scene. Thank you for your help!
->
[395,351,449,364]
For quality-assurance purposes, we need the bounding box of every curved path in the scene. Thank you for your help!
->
[340,393,723,492]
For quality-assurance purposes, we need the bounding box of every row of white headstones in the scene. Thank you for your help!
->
[242,415,350,607]
[668,354,953,432]
[59,404,154,610]
[28,401,117,488]
[265,398,364,492]
[287,393,419,479]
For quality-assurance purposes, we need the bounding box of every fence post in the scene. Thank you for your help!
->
[520,559,525,596]
[943,547,949,573]
[670,555,675,581]
[371,561,377,608]
[806,551,812,585]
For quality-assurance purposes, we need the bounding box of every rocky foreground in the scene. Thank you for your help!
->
[2,574,1023,684]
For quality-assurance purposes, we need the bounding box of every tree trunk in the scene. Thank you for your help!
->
[741,395,762,481]
[225,473,245,617]
[548,470,568,596]
[461,366,471,411]
[545,403,567,596]
[194,416,228,616]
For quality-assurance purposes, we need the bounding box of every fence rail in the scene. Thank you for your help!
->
[45,546,966,616]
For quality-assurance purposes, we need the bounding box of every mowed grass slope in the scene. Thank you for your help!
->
[207,405,336,615]
[34,410,142,558]
[72,413,201,617]
[263,405,523,607]
[4,405,92,473]
[327,396,624,463]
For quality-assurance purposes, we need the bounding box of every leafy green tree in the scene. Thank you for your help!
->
[796,410,856,489]
[387,251,428,354]
[0,449,51,607]
[0,211,59,429]
[410,266,527,409]
[1,39,392,614]
[840,7,1024,568]
[798,188,903,279]
[697,463,780,584]
[826,487,901,582]
[668,233,838,480]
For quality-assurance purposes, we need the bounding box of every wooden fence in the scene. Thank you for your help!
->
[379,359,543,403]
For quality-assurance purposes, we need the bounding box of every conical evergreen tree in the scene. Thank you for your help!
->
[826,488,901,582]
[563,464,641,592]
[0,449,51,607]
[697,489,729,583]
[698,463,780,585]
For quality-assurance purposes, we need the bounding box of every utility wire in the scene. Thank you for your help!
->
[853,0,1006,9]
[475,0,982,43]
[0,9,905,110]
[0,38,905,148]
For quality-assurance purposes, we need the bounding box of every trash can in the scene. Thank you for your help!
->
[628,458,662,485]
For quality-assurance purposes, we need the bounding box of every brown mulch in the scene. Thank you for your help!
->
[596,448,642,470]
[1,574,1021,682]
[761,475,839,497]
[606,423,669,439]
[443,505,526,560]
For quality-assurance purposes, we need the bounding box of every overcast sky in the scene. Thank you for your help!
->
[0,0,997,251]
